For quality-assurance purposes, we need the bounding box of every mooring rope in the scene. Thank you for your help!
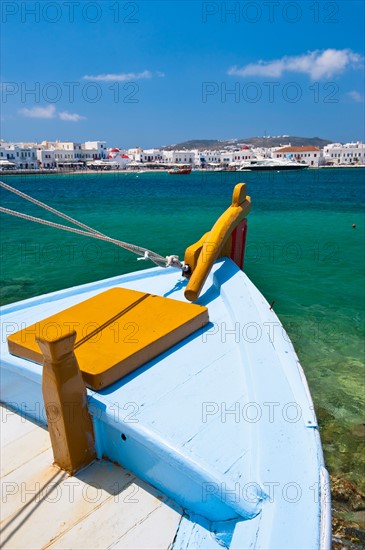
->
[0,181,184,270]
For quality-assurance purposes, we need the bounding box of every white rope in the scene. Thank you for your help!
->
[0,181,184,269]
[0,180,103,235]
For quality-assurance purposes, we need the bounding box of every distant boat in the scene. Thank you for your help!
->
[168,167,192,175]
[237,158,308,171]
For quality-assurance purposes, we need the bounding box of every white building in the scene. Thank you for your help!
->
[223,146,255,166]
[0,142,38,169]
[37,149,56,169]
[126,148,143,161]
[84,141,107,159]
[36,140,107,167]
[106,148,130,168]
[0,140,109,170]
[195,150,221,167]
[51,143,80,166]
[135,149,164,163]
[163,150,195,165]
[323,142,364,165]
[273,146,323,167]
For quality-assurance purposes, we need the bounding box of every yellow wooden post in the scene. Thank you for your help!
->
[184,183,251,302]
[37,331,96,475]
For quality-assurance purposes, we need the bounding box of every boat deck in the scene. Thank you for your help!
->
[0,260,331,548]
[0,404,182,549]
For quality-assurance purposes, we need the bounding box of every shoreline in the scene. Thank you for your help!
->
[1,165,365,177]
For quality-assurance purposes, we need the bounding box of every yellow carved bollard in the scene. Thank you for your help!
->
[37,331,96,475]
[184,183,251,302]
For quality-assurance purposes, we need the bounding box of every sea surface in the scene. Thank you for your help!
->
[1,168,364,511]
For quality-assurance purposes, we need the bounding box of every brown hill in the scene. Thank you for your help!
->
[162,136,332,151]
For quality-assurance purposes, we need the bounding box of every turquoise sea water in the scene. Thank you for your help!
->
[1,168,364,495]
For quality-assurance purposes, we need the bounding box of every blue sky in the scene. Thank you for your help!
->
[1,0,364,147]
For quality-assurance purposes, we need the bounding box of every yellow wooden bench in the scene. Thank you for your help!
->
[8,287,208,390]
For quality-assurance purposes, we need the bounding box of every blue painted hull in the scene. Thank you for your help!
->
[0,258,331,548]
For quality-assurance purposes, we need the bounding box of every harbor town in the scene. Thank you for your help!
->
[0,138,364,172]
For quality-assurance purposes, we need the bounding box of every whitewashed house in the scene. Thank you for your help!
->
[37,148,56,168]
[161,150,173,164]
[126,148,143,161]
[0,142,38,169]
[228,146,255,165]
[139,149,164,163]
[167,150,195,165]
[323,142,364,165]
[273,146,323,166]
[84,141,107,159]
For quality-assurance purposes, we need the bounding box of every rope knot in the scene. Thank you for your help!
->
[165,255,183,269]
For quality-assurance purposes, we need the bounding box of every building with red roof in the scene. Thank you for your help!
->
[273,146,323,166]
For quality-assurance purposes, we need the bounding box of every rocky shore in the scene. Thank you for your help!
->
[331,475,365,549]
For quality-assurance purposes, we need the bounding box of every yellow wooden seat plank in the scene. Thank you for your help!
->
[8,288,209,390]
[8,288,148,364]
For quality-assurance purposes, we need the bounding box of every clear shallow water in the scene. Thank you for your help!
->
[1,168,364,492]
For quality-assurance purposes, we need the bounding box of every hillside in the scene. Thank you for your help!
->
[162,136,332,151]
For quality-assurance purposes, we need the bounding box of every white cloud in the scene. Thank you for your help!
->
[59,111,86,122]
[19,105,56,119]
[83,70,153,81]
[348,90,364,103]
[228,49,363,80]
[82,70,165,81]
[19,105,85,122]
